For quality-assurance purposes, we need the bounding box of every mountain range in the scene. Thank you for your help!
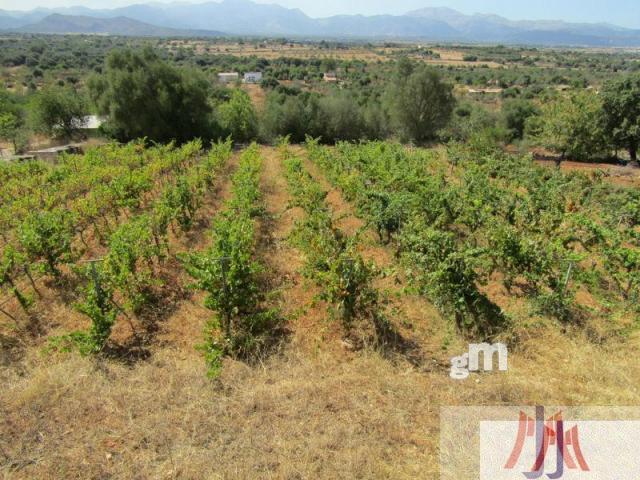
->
[1,1,640,46]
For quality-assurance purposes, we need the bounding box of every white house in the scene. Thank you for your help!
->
[243,72,263,83]
[218,72,239,84]
[323,72,338,82]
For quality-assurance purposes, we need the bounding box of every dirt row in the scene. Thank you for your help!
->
[3,146,640,479]
[0,151,239,366]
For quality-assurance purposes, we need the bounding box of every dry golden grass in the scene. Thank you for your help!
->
[2,146,640,479]
[163,40,504,68]
[3,323,639,479]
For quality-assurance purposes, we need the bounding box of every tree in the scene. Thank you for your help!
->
[260,92,309,142]
[89,48,215,144]
[386,64,455,143]
[0,91,28,153]
[0,112,27,154]
[317,92,366,142]
[502,99,539,141]
[31,86,87,139]
[218,89,258,143]
[601,75,640,163]
[534,91,607,163]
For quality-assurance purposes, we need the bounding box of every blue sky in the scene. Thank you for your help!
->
[1,0,639,29]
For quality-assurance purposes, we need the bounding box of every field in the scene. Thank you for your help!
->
[2,30,640,478]
[164,40,506,68]
[1,138,639,478]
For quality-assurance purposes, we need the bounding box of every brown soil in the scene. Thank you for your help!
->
[2,146,640,480]
[258,147,345,355]
[297,147,455,366]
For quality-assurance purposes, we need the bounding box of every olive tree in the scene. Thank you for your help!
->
[535,91,607,163]
[89,48,215,144]
[601,75,640,164]
[386,62,455,143]
[31,86,87,139]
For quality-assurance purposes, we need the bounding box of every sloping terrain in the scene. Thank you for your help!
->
[1,143,639,479]
[17,13,224,37]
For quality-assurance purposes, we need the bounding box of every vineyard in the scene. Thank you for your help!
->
[1,140,640,478]
[306,138,640,337]
[0,139,232,352]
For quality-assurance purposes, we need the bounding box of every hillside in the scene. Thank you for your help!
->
[2,1,640,46]
[16,13,224,37]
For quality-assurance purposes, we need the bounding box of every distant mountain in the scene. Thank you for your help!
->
[16,13,224,37]
[3,1,640,46]
[407,7,640,45]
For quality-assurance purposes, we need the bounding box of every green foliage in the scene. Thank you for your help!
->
[502,99,539,141]
[218,89,258,143]
[64,264,117,355]
[316,92,367,142]
[533,90,608,161]
[386,63,456,143]
[181,146,279,376]
[601,74,640,162]
[0,112,28,153]
[399,220,505,335]
[30,86,87,138]
[321,246,379,327]
[305,139,637,330]
[0,246,32,312]
[89,47,215,143]
[283,147,381,328]
[18,208,75,276]
[102,214,161,312]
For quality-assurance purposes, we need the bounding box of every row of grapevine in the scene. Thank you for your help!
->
[306,138,639,334]
[45,141,232,354]
[181,144,280,377]
[305,139,506,335]
[279,141,385,342]
[0,140,232,320]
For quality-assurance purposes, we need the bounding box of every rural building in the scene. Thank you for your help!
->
[467,87,503,94]
[74,115,106,136]
[243,72,263,83]
[81,115,105,130]
[323,72,338,82]
[218,72,239,83]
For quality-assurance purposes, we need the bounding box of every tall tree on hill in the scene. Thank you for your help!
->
[386,60,455,144]
[534,90,608,163]
[88,48,215,144]
[601,75,640,164]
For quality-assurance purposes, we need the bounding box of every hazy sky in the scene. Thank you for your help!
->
[1,0,639,28]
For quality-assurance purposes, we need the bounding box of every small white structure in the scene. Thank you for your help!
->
[323,72,338,82]
[82,115,105,130]
[243,72,263,83]
[218,72,239,84]
[71,115,105,131]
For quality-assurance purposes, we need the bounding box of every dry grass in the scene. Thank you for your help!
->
[162,40,504,68]
[2,146,640,479]
[2,324,639,479]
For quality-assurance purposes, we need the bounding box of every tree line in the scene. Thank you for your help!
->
[2,46,640,165]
